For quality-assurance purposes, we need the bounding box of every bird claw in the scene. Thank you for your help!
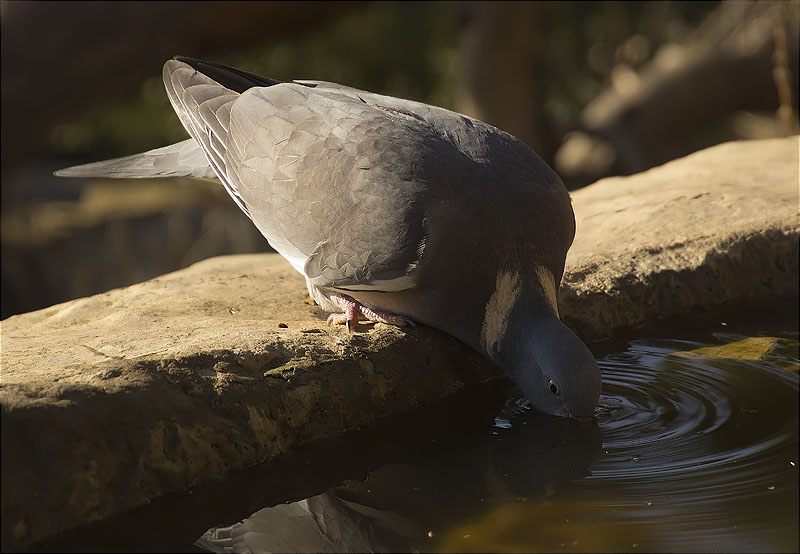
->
[326,313,348,327]
[358,305,416,329]
[399,316,417,329]
[326,312,357,332]
[367,314,416,328]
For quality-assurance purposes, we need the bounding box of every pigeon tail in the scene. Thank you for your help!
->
[53,139,216,180]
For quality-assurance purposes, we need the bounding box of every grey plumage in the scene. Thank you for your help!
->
[195,492,413,553]
[57,57,601,419]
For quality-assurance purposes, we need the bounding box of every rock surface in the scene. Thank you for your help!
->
[562,135,799,338]
[1,136,798,549]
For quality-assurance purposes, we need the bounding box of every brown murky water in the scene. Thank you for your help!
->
[33,304,799,553]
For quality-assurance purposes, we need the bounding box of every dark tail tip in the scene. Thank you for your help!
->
[172,56,281,93]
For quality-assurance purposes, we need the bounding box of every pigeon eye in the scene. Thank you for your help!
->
[548,378,561,396]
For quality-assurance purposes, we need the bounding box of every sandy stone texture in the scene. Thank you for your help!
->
[561,135,799,337]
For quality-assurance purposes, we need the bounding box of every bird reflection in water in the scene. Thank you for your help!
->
[196,396,601,553]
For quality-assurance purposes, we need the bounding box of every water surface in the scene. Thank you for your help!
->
[195,328,798,552]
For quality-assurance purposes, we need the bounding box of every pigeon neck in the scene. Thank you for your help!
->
[477,267,559,361]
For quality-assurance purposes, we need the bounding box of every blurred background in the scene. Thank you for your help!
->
[1,1,798,318]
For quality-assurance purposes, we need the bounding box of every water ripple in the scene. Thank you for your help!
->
[574,336,799,551]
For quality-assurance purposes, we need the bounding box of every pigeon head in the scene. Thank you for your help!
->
[480,269,601,419]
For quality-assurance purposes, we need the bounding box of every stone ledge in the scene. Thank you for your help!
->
[562,136,799,337]
[1,136,798,549]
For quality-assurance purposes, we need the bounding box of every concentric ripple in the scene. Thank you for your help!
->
[574,336,800,552]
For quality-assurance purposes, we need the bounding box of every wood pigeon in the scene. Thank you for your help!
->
[56,57,601,419]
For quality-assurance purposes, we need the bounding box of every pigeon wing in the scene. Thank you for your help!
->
[164,58,436,291]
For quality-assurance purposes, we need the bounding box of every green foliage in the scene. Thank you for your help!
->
[48,1,720,160]
[233,2,460,106]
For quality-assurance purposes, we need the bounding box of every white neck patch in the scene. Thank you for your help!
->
[534,264,559,316]
[480,270,521,356]
[479,266,559,357]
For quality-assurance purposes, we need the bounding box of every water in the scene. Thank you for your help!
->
[528,335,798,553]
[33,306,799,553]
[191,334,798,554]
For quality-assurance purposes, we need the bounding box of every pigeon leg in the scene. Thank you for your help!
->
[326,295,415,331]
[358,304,416,328]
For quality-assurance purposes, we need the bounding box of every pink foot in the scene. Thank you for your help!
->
[326,295,415,332]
